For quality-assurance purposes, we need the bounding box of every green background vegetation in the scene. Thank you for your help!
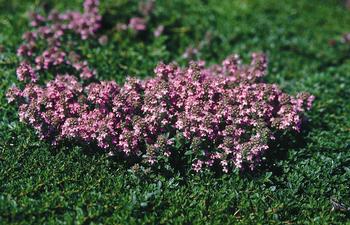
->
[1,0,350,224]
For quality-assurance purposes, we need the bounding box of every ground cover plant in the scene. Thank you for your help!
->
[6,0,314,173]
[1,0,350,224]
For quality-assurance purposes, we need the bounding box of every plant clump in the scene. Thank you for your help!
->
[7,0,314,173]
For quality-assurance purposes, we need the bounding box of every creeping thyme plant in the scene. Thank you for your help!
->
[7,0,314,173]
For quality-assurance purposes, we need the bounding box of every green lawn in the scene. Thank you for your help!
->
[1,0,350,224]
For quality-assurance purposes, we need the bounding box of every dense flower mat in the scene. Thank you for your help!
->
[7,0,314,173]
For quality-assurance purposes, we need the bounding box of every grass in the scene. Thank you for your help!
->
[1,0,350,224]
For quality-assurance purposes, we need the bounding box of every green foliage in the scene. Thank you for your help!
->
[1,0,350,224]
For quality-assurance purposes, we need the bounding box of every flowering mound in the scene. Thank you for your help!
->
[7,0,314,173]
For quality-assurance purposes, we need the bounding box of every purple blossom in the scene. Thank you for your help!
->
[182,46,199,59]
[128,17,147,31]
[16,62,37,82]
[98,35,108,45]
[154,25,164,37]
[6,86,22,103]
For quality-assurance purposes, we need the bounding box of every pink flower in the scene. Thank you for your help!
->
[154,25,164,37]
[128,17,147,31]
[16,62,37,82]
[6,86,22,103]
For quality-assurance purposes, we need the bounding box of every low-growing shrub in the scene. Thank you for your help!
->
[7,0,314,173]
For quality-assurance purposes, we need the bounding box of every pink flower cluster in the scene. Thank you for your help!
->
[8,0,314,173]
[116,0,164,37]
[8,53,314,172]
[128,0,155,31]
[128,17,147,31]
[17,0,100,80]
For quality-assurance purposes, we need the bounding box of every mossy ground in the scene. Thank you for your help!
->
[1,0,350,224]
